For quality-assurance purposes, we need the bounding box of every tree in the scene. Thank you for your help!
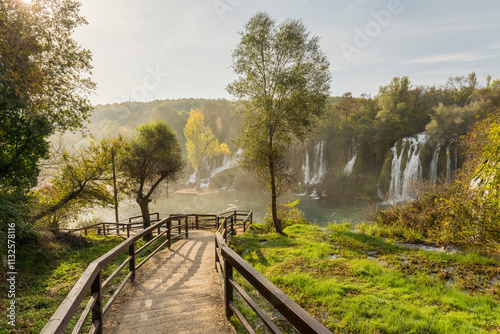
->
[202,99,239,144]
[150,103,190,144]
[184,109,230,171]
[119,121,184,239]
[336,92,360,121]
[445,72,478,107]
[0,0,95,194]
[374,77,430,160]
[227,12,331,233]
[33,137,125,230]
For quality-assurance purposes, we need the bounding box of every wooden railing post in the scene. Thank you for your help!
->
[91,271,103,334]
[224,253,233,320]
[185,216,189,239]
[167,220,172,249]
[196,215,199,229]
[129,243,136,281]
[215,240,218,271]
[85,228,88,236]
[127,224,131,238]
[231,216,235,236]
[178,219,182,235]
[223,218,228,242]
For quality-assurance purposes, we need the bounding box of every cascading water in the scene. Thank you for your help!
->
[381,133,461,203]
[386,133,428,202]
[302,144,310,185]
[309,141,327,184]
[210,154,233,177]
[303,141,328,185]
[429,142,442,185]
[189,149,242,188]
[343,138,358,176]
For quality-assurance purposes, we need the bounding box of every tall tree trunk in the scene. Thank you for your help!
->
[269,161,283,234]
[137,196,152,240]
[112,151,119,233]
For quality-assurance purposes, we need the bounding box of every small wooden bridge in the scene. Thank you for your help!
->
[42,211,332,334]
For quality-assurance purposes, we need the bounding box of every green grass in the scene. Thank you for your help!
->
[229,223,500,333]
[0,231,171,334]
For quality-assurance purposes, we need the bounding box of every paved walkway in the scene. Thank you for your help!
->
[104,230,235,334]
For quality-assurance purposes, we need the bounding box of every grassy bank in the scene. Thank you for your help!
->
[0,231,168,333]
[230,223,500,333]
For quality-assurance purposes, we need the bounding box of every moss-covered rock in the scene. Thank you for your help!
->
[437,146,448,182]
[378,149,394,195]
[208,167,238,189]
[232,171,259,190]
[419,140,435,180]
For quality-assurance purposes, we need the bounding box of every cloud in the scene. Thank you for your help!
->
[401,53,494,65]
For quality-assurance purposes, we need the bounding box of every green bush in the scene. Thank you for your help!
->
[261,200,308,233]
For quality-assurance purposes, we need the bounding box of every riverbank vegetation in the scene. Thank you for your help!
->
[230,223,500,333]
[365,110,500,255]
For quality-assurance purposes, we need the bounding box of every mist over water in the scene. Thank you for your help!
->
[79,190,375,228]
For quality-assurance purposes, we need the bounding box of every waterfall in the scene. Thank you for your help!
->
[189,149,242,188]
[429,143,442,185]
[303,141,327,185]
[302,144,310,185]
[309,141,327,184]
[187,171,197,185]
[343,138,358,176]
[210,154,233,178]
[386,133,428,202]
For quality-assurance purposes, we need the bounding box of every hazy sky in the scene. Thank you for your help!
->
[73,0,500,105]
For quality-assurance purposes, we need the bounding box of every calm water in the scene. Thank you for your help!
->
[78,190,376,227]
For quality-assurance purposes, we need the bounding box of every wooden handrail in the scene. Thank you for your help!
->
[215,211,331,334]
[41,215,189,334]
[43,211,251,333]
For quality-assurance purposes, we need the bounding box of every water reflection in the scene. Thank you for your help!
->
[80,190,375,227]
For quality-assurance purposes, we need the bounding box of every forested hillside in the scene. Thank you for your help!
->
[73,73,500,204]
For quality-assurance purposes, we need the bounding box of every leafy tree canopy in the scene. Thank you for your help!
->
[227,12,331,232]
[119,121,184,237]
[184,109,230,171]
[33,136,125,229]
[0,0,95,193]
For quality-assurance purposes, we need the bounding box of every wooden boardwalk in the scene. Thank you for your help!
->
[104,230,235,334]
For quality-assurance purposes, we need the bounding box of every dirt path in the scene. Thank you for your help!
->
[104,230,235,334]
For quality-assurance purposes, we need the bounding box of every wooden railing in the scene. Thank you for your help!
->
[169,213,219,230]
[41,215,189,334]
[43,211,252,333]
[217,210,253,233]
[215,214,332,334]
[63,212,162,238]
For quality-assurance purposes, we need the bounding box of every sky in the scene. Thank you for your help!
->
[72,0,500,105]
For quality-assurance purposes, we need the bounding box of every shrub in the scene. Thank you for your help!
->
[262,200,308,233]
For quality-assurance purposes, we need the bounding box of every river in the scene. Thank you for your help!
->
[78,189,377,228]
